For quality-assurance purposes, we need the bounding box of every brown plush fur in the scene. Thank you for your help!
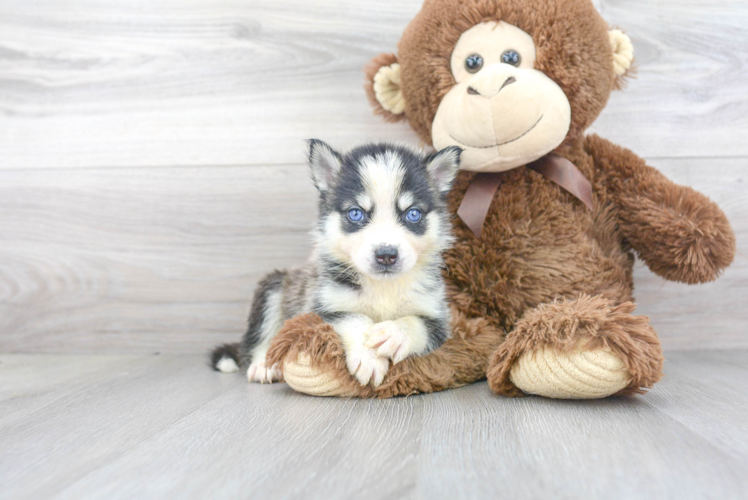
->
[397,0,616,144]
[486,295,663,397]
[363,52,406,124]
[587,135,736,284]
[269,0,736,398]
[266,309,504,398]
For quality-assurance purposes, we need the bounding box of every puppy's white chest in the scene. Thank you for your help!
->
[356,276,439,322]
[356,284,410,322]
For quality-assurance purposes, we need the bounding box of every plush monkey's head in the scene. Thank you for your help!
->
[365,0,634,172]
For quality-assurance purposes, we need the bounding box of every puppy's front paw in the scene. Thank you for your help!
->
[247,360,283,384]
[365,321,412,364]
[345,345,390,387]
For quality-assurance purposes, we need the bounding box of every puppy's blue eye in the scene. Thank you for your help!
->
[347,208,364,222]
[405,208,422,223]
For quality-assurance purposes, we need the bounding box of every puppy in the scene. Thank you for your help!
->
[211,140,461,387]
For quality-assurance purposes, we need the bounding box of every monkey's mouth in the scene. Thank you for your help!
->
[449,115,544,150]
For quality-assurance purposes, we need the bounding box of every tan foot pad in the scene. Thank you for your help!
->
[283,353,358,397]
[509,347,630,399]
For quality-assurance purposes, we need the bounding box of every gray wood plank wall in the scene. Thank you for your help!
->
[1,0,746,353]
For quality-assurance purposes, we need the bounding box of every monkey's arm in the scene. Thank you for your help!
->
[265,311,502,398]
[586,134,735,284]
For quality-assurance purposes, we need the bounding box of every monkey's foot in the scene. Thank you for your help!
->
[508,345,630,399]
[487,295,664,399]
[283,353,358,397]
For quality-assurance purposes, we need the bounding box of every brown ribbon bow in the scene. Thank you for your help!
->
[456,153,594,238]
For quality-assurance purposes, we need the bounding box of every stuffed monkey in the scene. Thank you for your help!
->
[268,0,735,399]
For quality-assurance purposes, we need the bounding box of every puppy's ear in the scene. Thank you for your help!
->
[364,53,407,123]
[307,139,343,193]
[426,146,462,193]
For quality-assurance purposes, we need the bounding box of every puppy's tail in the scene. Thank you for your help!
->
[210,343,241,373]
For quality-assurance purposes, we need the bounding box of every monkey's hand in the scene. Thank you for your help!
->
[588,134,736,284]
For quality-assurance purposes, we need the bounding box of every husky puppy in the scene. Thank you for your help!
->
[211,140,461,387]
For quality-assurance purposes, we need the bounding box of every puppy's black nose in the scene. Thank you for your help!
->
[375,246,398,266]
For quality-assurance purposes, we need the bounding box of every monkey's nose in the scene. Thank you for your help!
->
[500,76,517,90]
[467,75,518,98]
[375,246,398,266]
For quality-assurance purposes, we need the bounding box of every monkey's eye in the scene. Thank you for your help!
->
[465,54,484,73]
[501,50,521,66]
[347,207,365,223]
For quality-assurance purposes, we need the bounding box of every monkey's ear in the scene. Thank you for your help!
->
[307,139,343,193]
[364,53,407,122]
[609,29,635,86]
[426,146,462,193]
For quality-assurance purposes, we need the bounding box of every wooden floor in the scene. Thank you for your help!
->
[2,350,747,499]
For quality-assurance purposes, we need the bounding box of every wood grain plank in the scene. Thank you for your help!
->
[57,383,422,499]
[0,0,746,170]
[0,353,143,402]
[0,164,318,353]
[0,0,422,169]
[0,354,422,499]
[415,349,748,498]
[416,381,748,499]
[0,354,153,430]
[590,0,748,158]
[1,352,747,499]
[632,156,748,350]
[641,350,748,460]
[0,156,745,353]
[0,354,242,498]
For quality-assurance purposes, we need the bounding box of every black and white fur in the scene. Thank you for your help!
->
[211,141,462,387]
